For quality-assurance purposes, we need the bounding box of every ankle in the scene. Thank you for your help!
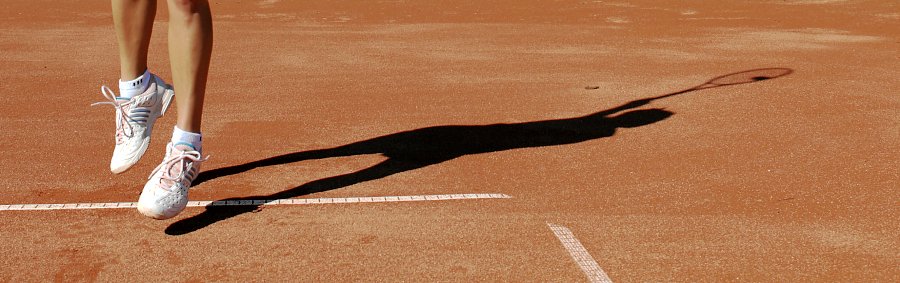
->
[118,69,153,99]
[171,126,202,152]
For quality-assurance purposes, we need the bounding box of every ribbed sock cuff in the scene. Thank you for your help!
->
[172,126,202,152]
[118,69,152,99]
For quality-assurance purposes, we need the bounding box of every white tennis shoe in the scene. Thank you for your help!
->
[93,75,175,174]
[138,142,206,220]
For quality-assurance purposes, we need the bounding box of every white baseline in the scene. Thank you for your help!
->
[0,193,511,211]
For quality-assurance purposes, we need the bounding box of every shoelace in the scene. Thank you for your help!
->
[148,147,209,192]
[91,85,139,144]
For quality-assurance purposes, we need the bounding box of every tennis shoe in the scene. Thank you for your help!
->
[92,75,175,173]
[138,142,206,220]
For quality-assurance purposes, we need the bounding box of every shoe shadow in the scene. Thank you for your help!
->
[165,68,793,235]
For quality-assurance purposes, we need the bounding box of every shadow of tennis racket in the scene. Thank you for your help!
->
[649,67,793,101]
[586,68,793,116]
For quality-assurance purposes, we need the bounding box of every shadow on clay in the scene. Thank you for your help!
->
[165,68,793,235]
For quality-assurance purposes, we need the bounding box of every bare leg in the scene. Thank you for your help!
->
[167,0,212,133]
[112,0,157,80]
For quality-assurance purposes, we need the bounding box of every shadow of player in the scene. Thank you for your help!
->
[165,68,792,235]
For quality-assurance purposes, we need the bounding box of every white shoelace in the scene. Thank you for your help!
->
[148,146,209,192]
[91,85,139,144]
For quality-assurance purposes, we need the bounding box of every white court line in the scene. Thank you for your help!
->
[547,223,613,283]
[0,193,511,212]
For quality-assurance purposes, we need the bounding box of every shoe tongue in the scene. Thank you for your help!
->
[161,143,194,188]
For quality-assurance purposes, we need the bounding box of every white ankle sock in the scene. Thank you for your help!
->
[171,126,203,152]
[118,69,152,99]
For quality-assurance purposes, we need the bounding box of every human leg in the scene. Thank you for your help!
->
[137,0,213,219]
[167,0,213,134]
[96,0,175,174]
[112,0,156,81]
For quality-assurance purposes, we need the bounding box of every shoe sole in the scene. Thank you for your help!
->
[137,203,177,220]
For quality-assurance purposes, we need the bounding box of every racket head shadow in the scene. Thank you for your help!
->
[647,67,794,101]
[701,68,793,88]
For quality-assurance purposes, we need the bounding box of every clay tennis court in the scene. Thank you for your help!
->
[1,0,898,281]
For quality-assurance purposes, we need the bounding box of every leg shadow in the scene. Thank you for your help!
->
[166,107,671,235]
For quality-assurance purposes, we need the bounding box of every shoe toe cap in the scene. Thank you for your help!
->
[138,183,188,220]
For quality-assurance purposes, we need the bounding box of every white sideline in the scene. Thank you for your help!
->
[0,193,512,211]
[547,223,613,283]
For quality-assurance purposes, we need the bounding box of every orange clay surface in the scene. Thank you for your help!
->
[1,0,898,281]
